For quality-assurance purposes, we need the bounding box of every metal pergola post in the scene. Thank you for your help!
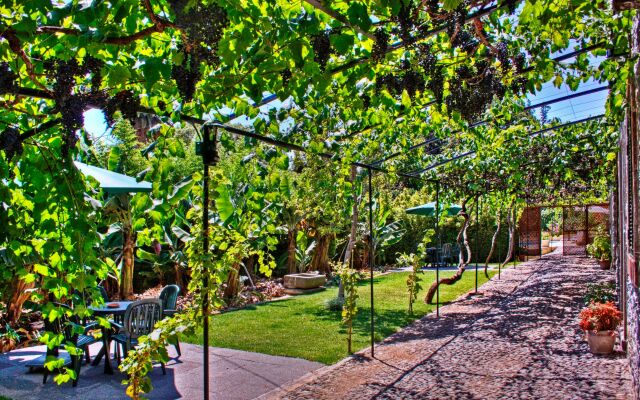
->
[435,180,440,317]
[473,195,480,295]
[513,207,518,269]
[199,125,218,400]
[368,167,375,357]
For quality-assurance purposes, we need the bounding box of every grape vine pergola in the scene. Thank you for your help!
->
[0,0,627,398]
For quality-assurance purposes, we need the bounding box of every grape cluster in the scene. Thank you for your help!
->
[446,4,469,37]
[376,63,425,98]
[510,76,528,94]
[169,0,229,57]
[401,70,425,97]
[514,53,526,72]
[362,94,371,110]
[445,65,506,121]
[502,0,520,14]
[395,0,415,43]
[0,63,17,94]
[451,28,479,53]
[0,128,22,161]
[371,29,389,63]
[45,58,82,97]
[171,52,202,101]
[425,0,440,14]
[83,56,104,91]
[416,43,436,74]
[281,68,292,87]
[45,59,88,155]
[427,66,444,103]
[312,32,332,71]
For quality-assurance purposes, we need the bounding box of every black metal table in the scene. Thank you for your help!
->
[89,301,132,374]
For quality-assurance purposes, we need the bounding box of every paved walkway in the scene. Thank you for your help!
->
[262,255,631,400]
[0,342,322,399]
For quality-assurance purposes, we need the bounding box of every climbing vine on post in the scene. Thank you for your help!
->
[334,261,360,354]
[397,252,423,315]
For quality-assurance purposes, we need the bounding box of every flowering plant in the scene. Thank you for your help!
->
[579,302,622,332]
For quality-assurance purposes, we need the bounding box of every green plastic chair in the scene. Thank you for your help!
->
[112,299,166,374]
[26,303,100,386]
[159,285,181,356]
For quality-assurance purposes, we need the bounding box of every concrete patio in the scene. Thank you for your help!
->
[0,342,322,399]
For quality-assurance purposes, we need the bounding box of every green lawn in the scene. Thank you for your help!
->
[184,268,500,364]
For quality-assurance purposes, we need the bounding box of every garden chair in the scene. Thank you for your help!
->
[441,243,453,267]
[98,285,110,302]
[159,285,181,357]
[112,299,166,374]
[26,303,100,386]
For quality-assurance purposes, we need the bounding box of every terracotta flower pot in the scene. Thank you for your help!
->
[598,259,611,270]
[586,330,616,354]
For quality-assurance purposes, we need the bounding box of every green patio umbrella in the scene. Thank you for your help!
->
[74,161,152,301]
[74,161,152,193]
[405,201,462,216]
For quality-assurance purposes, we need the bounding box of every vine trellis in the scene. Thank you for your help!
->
[0,0,630,398]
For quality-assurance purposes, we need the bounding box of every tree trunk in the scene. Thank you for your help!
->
[500,205,517,269]
[119,218,136,300]
[6,265,35,324]
[287,228,297,274]
[223,259,242,300]
[425,200,471,304]
[310,233,332,273]
[484,208,502,277]
[339,165,359,300]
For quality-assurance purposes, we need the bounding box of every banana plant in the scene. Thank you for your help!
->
[359,198,407,268]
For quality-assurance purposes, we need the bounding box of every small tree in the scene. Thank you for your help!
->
[334,262,360,354]
[397,252,423,315]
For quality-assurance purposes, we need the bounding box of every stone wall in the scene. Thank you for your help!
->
[620,11,640,400]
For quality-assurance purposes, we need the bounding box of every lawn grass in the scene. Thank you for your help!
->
[184,268,501,364]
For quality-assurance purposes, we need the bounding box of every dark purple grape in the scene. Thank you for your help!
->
[312,32,332,71]
[0,63,17,94]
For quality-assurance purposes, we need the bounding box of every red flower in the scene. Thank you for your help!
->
[579,301,622,332]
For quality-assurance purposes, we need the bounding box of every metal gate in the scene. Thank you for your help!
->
[519,206,541,259]
[562,204,609,256]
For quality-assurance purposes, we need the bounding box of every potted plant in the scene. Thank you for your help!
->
[541,232,550,248]
[579,301,622,354]
[586,228,611,269]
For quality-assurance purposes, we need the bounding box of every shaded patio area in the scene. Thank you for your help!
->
[262,255,630,399]
[0,342,322,400]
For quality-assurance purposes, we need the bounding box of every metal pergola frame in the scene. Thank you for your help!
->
[5,3,617,396]
[13,77,610,400]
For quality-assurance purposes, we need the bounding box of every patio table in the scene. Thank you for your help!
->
[425,247,442,268]
[89,301,132,374]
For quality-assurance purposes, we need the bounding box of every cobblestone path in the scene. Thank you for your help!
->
[261,255,631,400]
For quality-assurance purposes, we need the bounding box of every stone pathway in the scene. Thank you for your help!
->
[261,255,631,400]
[0,342,322,400]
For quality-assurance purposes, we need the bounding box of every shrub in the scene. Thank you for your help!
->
[584,282,616,305]
[586,227,611,261]
[323,296,344,311]
[579,301,622,332]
